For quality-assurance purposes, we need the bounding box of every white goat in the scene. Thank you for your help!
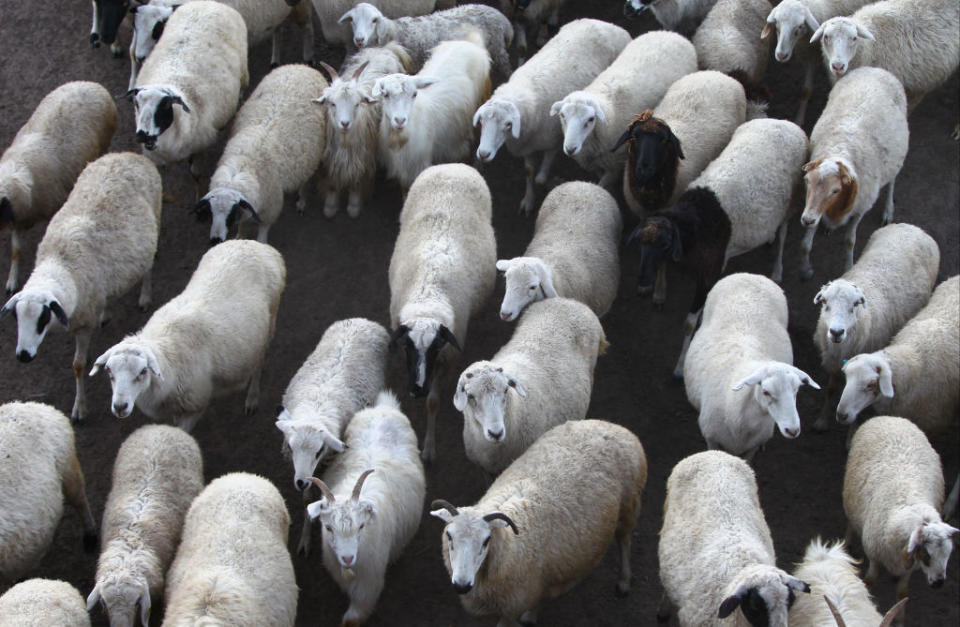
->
[341,3,513,78]
[311,0,451,49]
[811,0,960,111]
[658,450,811,626]
[90,240,285,432]
[0,402,97,583]
[684,273,820,463]
[799,66,908,279]
[0,81,116,294]
[374,35,491,192]
[473,18,631,214]
[551,31,697,189]
[0,152,161,423]
[162,473,297,626]
[431,420,647,625]
[0,579,91,627]
[315,42,412,219]
[195,63,327,244]
[306,392,426,626]
[811,223,939,431]
[843,416,959,626]
[497,181,621,322]
[623,0,719,33]
[87,425,203,627]
[454,298,607,476]
[125,1,248,199]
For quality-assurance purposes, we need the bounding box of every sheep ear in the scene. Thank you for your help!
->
[801,160,816,173]
[536,263,558,298]
[359,499,376,522]
[496,259,512,272]
[508,107,521,138]
[809,23,825,43]
[142,346,163,381]
[877,365,894,398]
[89,348,113,377]
[787,577,811,593]
[760,21,773,39]
[472,108,483,128]
[549,101,563,117]
[453,379,468,411]
[118,87,140,101]
[86,584,102,612]
[611,128,631,153]
[670,224,684,262]
[306,500,326,520]
[313,95,327,105]
[275,419,294,436]
[803,6,820,32]
[338,8,354,23]
[907,526,924,554]
[430,508,456,524]
[168,95,190,113]
[49,300,69,329]
[506,375,527,398]
[138,584,151,627]
[670,131,684,160]
[236,199,261,223]
[813,285,827,305]
[371,80,384,98]
[0,293,19,320]
[856,23,874,40]
[792,367,820,390]
[718,586,746,618]
[438,325,461,352]
[320,430,346,453]
[732,369,766,390]
[414,76,439,90]
[593,103,606,124]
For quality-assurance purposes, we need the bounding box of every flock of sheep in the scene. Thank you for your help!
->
[0,0,957,625]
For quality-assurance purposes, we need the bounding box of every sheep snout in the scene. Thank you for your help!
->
[16,349,33,363]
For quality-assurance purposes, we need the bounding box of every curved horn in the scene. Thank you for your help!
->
[431,499,459,516]
[309,477,336,503]
[318,61,339,83]
[823,596,847,627]
[878,598,908,627]
[351,469,375,501]
[483,512,519,535]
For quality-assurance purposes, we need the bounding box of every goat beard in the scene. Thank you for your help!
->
[341,566,357,582]
[385,127,409,149]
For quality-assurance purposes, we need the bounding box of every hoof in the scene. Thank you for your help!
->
[615,582,630,598]
[5,286,14,296]
[636,285,653,297]
[800,267,814,281]
[244,403,258,417]
[111,47,122,59]
[657,613,671,623]
[83,532,99,553]
[139,304,149,313]
[90,33,100,48]
[420,448,435,464]
[671,368,684,381]
[70,414,84,426]
[270,62,280,69]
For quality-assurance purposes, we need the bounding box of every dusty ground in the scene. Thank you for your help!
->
[0,1,957,625]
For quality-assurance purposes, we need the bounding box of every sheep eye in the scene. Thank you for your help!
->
[830,188,839,195]
[325,525,333,532]
[587,117,595,124]
[528,285,537,291]
[446,531,453,543]
[505,122,512,130]
[824,305,831,312]
[482,536,490,548]
[383,92,389,99]
[359,523,365,530]
[411,92,417,99]
[140,368,148,377]
[467,394,475,402]
[372,17,378,23]
[763,390,771,397]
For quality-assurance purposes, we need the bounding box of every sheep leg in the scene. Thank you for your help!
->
[863,558,879,588]
[188,155,203,204]
[245,360,264,416]
[952,122,960,141]
[138,269,153,312]
[893,573,909,626]
[63,451,98,552]
[297,508,314,556]
[5,228,22,294]
[301,18,315,66]
[598,168,618,191]
[615,525,632,596]
[297,181,310,215]
[346,187,364,219]
[799,223,817,280]
[656,591,674,622]
[813,372,838,432]
[652,262,667,307]
[71,331,92,424]
[842,213,864,272]
[769,219,788,284]
[90,0,101,48]
[943,473,959,520]
[128,40,139,90]
[844,421,856,450]
[672,309,701,379]
[534,149,557,186]
[519,155,537,215]
[422,385,439,463]
[270,28,281,68]
[341,581,380,627]
[176,412,202,433]
[323,187,340,218]
[514,21,528,65]
[844,522,856,549]
[881,179,896,225]
[794,60,815,126]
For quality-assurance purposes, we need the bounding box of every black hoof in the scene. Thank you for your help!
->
[83,532,99,553]
[615,584,630,598]
[90,34,100,48]
[5,287,13,296]
[111,48,122,59]
[270,62,280,69]
[70,415,83,426]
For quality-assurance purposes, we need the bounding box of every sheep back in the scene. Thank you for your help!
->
[693,0,773,82]
[0,579,91,627]
[222,0,294,45]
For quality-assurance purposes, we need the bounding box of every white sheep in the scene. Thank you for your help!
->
[454,298,607,476]
[799,67,909,280]
[684,273,820,463]
[0,80,117,294]
[843,416,959,626]
[89,240,285,432]
[692,0,773,118]
[86,425,203,627]
[473,18,631,215]
[811,0,960,111]
[311,0,451,49]
[623,0,719,33]
[315,42,413,219]
[431,419,647,625]
[761,0,876,124]
[0,152,161,423]
[389,164,496,463]
[374,35,491,193]
[125,1,249,199]
[341,3,513,78]
[497,181,621,322]
[306,392,425,626]
[658,450,811,626]
[275,317,389,555]
[0,579,91,627]
[128,0,313,90]
[551,31,698,190]
[162,472,297,626]
[194,63,327,245]
[0,402,97,583]
[789,538,907,627]
[811,223,939,431]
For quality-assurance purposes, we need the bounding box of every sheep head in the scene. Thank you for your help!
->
[801,157,859,228]
[307,470,376,570]
[275,407,346,491]
[391,316,460,398]
[0,290,69,363]
[496,257,557,321]
[473,99,521,163]
[903,517,959,587]
[339,3,384,48]
[835,352,892,424]
[763,0,820,62]
[719,564,809,626]
[731,363,819,440]
[453,361,526,443]
[89,342,163,419]
[130,3,174,64]
[613,109,683,209]
[430,500,519,594]
[551,92,605,157]
[88,575,151,627]
[814,279,866,346]
[810,17,874,78]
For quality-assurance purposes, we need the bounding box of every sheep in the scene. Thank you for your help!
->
[761,0,876,125]
[127,0,314,90]
[811,0,960,111]
[90,0,132,57]
[496,181,621,322]
[811,223,939,431]
[0,80,117,294]
[86,425,203,627]
[306,392,426,626]
[0,152,161,423]
[692,0,773,118]
[0,579,91,627]
[0,402,97,583]
[836,276,959,516]
[799,67,909,280]
[788,538,907,627]
[161,472,297,626]
[340,3,513,78]
[453,297,607,477]
[89,240,285,432]
[124,1,249,200]
[683,273,820,463]
[311,0,451,49]
[275,317,389,555]
[843,416,959,626]
[193,63,327,245]
[658,450,810,626]
[628,118,808,378]
[623,0,719,34]
[551,31,698,190]
[315,42,413,219]
[430,419,647,625]
[388,164,496,463]
[473,18,631,215]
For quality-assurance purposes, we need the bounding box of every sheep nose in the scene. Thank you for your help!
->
[836,410,849,424]
[452,581,473,594]
[831,62,845,74]
[341,555,354,566]
[16,350,33,363]
[564,144,576,156]
[829,328,844,342]
[113,402,129,415]
[393,117,406,128]
[801,214,817,227]
[296,479,307,491]
[776,51,788,62]
[500,311,512,321]
[487,428,504,441]
[477,149,491,161]
[784,427,800,438]
[354,38,364,47]
[931,578,944,589]
[340,120,350,130]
